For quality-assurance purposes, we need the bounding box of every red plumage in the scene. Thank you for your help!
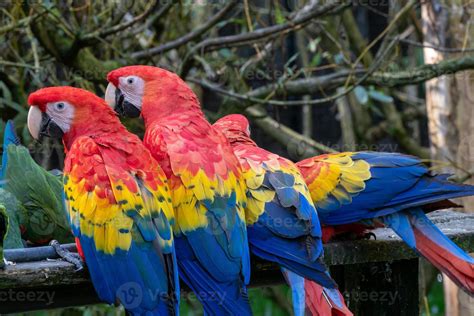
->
[413,226,474,293]
[305,280,353,316]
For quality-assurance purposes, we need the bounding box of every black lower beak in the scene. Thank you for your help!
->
[39,113,64,139]
[115,88,141,118]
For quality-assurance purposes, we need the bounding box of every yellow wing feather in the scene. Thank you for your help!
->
[64,136,174,254]
[298,153,371,210]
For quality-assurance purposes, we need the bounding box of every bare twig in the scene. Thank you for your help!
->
[345,0,417,88]
[36,4,75,38]
[26,26,40,74]
[129,1,174,36]
[131,0,238,59]
[193,0,346,51]
[197,53,474,108]
[245,106,337,157]
[79,0,159,45]
[189,27,410,107]
[0,13,43,35]
[0,60,39,69]
[395,38,474,53]
[369,55,474,87]
[180,0,351,76]
[239,42,275,75]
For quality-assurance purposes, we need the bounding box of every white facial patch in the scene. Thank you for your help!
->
[119,76,145,110]
[46,101,75,133]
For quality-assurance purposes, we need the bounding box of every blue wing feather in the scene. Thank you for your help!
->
[320,152,474,225]
[249,226,334,287]
[282,268,305,316]
[248,167,334,288]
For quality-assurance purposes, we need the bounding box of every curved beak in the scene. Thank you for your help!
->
[27,106,42,140]
[105,82,116,109]
[27,106,64,140]
[105,83,141,118]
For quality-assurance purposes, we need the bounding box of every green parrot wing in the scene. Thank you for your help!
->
[4,145,72,244]
[0,188,24,250]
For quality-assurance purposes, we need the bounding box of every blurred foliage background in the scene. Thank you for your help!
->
[0,0,473,315]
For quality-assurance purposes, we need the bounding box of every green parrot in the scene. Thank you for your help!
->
[0,188,24,267]
[0,204,8,268]
[1,121,73,245]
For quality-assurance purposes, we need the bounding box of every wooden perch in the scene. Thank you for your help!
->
[0,210,473,314]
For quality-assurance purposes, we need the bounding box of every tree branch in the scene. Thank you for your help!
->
[195,0,348,52]
[395,38,474,53]
[199,55,474,107]
[189,26,414,107]
[369,55,474,87]
[180,0,351,77]
[0,12,45,35]
[131,0,239,59]
[78,1,160,45]
[245,106,337,158]
[30,11,121,82]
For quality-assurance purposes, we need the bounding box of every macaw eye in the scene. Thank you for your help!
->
[54,102,66,111]
[127,77,134,85]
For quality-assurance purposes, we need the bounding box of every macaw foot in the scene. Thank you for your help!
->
[3,258,14,266]
[362,232,377,240]
[50,240,84,271]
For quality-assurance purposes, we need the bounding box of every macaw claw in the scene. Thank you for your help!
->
[363,232,377,240]
[50,240,84,271]
[2,258,15,267]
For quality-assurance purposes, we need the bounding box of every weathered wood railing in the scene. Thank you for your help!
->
[1,210,473,315]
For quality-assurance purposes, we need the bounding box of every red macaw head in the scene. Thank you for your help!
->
[27,86,118,146]
[105,65,198,120]
[213,114,252,144]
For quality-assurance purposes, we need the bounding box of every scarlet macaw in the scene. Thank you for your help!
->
[297,151,474,295]
[216,114,474,296]
[213,114,352,316]
[105,67,252,315]
[27,87,179,315]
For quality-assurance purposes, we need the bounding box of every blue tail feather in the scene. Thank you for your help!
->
[79,236,177,315]
[248,224,334,288]
[282,268,305,316]
[384,208,474,263]
[383,208,474,294]
[1,121,20,185]
[175,236,251,315]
